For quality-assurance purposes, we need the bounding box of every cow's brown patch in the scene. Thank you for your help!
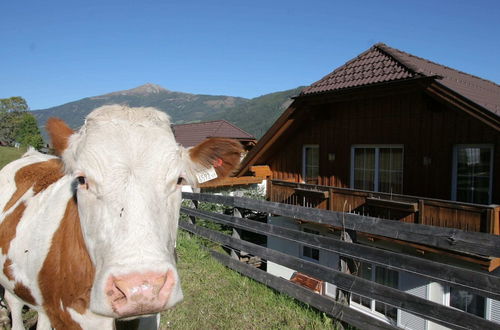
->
[46,118,74,156]
[13,282,36,305]
[3,258,14,281]
[3,159,64,212]
[0,203,26,255]
[189,138,243,179]
[39,198,95,330]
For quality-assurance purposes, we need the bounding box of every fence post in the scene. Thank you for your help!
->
[231,208,244,260]
[185,187,200,225]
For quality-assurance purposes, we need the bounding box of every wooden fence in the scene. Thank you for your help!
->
[181,192,500,330]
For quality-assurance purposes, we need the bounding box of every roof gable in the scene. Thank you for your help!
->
[173,120,255,148]
[302,43,500,116]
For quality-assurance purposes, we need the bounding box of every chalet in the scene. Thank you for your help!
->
[237,43,500,328]
[173,120,272,189]
[172,119,256,151]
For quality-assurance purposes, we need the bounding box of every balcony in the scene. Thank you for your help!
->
[269,179,500,235]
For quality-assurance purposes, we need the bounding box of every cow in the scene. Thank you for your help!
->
[0,105,243,329]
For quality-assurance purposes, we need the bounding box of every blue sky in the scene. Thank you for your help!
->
[1,0,499,110]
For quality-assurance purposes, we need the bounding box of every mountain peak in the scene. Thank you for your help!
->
[105,83,170,96]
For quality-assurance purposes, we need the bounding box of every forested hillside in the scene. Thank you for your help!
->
[32,84,304,139]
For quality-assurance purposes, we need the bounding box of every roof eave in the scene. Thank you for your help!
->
[426,81,500,131]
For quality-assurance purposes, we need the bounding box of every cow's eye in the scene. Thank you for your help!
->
[77,176,87,186]
[177,177,185,185]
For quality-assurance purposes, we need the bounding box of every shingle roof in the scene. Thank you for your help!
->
[301,43,500,116]
[173,120,255,148]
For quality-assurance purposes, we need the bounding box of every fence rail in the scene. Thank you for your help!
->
[182,192,500,257]
[269,180,500,235]
[181,192,500,329]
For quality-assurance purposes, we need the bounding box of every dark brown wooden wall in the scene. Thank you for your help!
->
[267,88,500,204]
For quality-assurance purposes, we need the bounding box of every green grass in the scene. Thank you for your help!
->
[0,146,28,169]
[161,231,337,329]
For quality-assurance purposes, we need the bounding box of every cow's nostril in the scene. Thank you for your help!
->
[112,280,128,303]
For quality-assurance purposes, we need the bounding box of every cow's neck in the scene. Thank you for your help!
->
[38,197,96,329]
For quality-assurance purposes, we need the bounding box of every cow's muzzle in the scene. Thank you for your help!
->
[105,270,176,318]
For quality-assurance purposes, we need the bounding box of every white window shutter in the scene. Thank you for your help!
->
[490,299,500,324]
[398,272,428,330]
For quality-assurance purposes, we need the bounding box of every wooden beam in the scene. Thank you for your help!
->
[179,221,498,330]
[294,188,329,199]
[250,165,272,177]
[182,192,500,257]
[211,251,398,330]
[181,207,500,300]
[237,104,299,176]
[425,83,499,131]
[366,197,418,212]
[198,176,264,188]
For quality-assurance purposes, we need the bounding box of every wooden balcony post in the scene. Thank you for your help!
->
[487,206,500,235]
[418,200,425,224]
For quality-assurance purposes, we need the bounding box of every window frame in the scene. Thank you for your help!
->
[444,286,487,319]
[300,227,320,263]
[302,144,320,184]
[349,260,400,324]
[350,145,404,193]
[451,144,494,205]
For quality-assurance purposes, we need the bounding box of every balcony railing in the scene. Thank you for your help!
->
[269,180,500,235]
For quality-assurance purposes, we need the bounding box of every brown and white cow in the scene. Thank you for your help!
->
[0,105,242,329]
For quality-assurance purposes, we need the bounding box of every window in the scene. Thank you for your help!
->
[351,146,403,194]
[452,145,493,204]
[301,228,320,262]
[350,260,399,323]
[447,287,486,318]
[303,145,319,184]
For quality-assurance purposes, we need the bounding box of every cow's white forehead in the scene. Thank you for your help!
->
[63,105,181,180]
[85,104,172,129]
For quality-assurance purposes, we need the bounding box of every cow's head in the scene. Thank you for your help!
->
[46,105,242,318]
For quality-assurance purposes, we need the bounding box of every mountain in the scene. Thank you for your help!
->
[210,87,304,138]
[32,83,304,140]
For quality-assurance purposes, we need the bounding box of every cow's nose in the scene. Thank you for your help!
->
[106,270,176,317]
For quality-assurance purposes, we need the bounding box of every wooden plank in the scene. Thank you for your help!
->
[366,197,418,212]
[487,207,500,235]
[179,221,498,330]
[182,192,500,257]
[417,200,424,224]
[294,188,329,199]
[250,165,272,177]
[210,251,398,330]
[198,176,264,188]
[181,207,500,300]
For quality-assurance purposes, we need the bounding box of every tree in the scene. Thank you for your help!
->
[0,96,28,113]
[0,97,44,149]
[15,113,44,149]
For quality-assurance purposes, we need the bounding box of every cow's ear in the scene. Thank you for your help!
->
[46,118,74,156]
[186,138,243,184]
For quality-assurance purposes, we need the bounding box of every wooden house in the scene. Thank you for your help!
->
[172,119,256,150]
[237,43,500,328]
[239,43,499,205]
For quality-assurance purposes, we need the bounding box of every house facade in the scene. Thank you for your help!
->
[239,43,499,205]
[238,43,500,329]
